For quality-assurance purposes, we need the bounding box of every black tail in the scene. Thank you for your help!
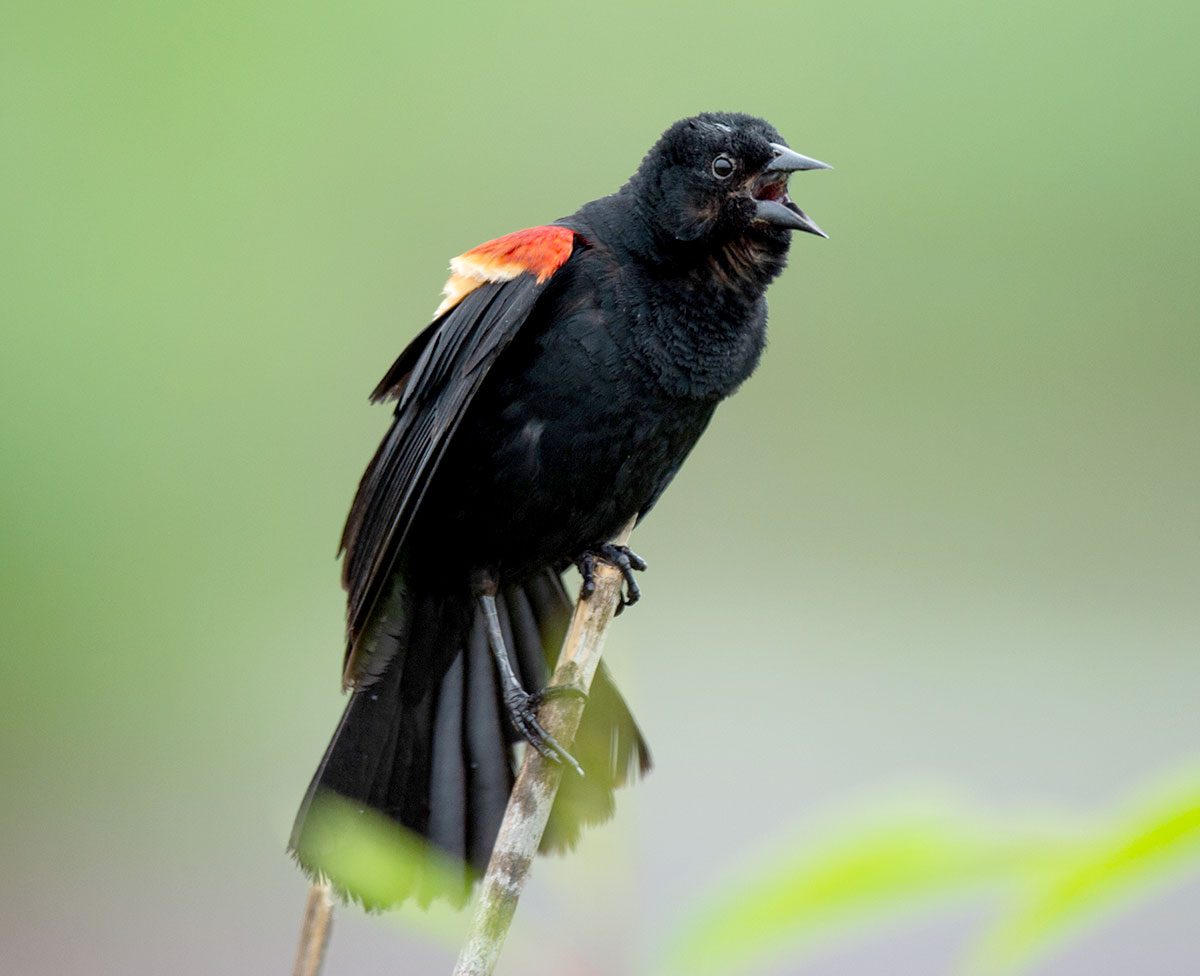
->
[289,568,650,908]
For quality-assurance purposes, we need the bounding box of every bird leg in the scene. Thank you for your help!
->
[576,544,647,610]
[477,591,584,776]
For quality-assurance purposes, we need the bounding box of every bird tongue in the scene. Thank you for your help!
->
[754,177,788,203]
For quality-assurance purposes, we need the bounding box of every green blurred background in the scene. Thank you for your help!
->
[2,0,1197,973]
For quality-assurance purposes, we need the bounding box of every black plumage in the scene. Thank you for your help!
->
[291,112,829,906]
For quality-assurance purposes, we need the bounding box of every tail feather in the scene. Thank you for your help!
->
[426,650,467,860]
[542,659,653,853]
[463,610,515,870]
[290,567,651,908]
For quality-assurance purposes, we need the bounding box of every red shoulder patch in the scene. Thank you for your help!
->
[435,225,576,316]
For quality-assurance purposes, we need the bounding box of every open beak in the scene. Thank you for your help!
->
[753,142,831,238]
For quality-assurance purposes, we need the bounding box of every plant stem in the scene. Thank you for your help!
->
[292,880,334,976]
[452,518,636,976]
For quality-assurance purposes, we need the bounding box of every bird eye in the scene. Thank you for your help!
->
[711,154,735,179]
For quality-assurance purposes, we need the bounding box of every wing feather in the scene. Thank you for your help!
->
[340,228,580,686]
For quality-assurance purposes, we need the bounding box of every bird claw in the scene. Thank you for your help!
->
[531,683,589,708]
[576,544,647,611]
[503,687,584,776]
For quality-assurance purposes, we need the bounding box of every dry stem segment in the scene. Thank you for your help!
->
[452,518,637,976]
[292,880,334,976]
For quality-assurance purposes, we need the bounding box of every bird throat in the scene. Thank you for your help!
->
[702,232,789,297]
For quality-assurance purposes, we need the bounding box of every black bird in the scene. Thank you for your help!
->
[291,112,829,906]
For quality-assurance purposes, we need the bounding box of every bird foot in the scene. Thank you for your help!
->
[576,544,647,612]
[503,687,584,776]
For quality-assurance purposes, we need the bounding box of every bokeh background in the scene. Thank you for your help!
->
[3,1,1197,973]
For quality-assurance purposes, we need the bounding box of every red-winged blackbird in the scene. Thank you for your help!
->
[291,113,829,905]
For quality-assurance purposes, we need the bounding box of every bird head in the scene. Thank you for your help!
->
[629,113,830,250]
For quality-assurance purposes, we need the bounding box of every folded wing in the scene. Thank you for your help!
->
[340,225,580,687]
